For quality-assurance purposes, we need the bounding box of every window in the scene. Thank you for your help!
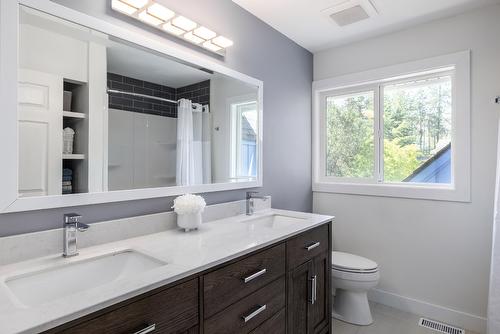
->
[230,98,258,180]
[313,52,470,201]
[383,75,452,184]
[326,90,375,179]
[323,74,453,184]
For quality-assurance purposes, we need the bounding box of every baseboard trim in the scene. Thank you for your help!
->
[368,288,487,334]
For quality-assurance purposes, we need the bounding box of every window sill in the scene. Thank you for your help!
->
[312,181,470,202]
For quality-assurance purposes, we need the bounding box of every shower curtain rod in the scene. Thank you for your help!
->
[107,88,178,104]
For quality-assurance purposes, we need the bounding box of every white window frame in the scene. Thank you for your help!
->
[319,85,379,184]
[312,51,470,202]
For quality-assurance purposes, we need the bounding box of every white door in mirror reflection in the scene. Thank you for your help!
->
[230,98,258,181]
[18,69,63,197]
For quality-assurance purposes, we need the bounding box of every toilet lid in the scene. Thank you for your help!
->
[332,251,378,272]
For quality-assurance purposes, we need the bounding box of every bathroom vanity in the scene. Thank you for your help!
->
[43,223,331,334]
[0,207,333,334]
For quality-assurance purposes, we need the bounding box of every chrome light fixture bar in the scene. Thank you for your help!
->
[111,0,233,56]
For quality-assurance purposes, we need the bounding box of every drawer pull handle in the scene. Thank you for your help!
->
[305,242,320,251]
[309,275,317,305]
[243,268,267,283]
[242,304,267,323]
[133,324,156,334]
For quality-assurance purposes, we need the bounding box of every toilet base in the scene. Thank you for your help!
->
[332,289,373,326]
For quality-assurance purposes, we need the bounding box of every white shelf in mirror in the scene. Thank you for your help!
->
[63,111,86,119]
[62,154,85,160]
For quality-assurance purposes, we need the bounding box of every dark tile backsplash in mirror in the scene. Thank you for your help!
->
[107,73,210,118]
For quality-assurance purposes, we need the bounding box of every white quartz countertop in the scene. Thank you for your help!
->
[0,209,333,334]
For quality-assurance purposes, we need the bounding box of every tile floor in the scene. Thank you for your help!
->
[332,302,479,334]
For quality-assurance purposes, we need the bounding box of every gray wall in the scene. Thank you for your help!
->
[0,0,312,236]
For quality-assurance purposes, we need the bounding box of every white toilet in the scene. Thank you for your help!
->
[331,251,380,326]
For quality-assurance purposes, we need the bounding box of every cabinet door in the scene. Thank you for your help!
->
[312,252,330,334]
[287,260,314,334]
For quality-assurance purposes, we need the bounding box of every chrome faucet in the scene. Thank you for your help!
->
[246,191,268,215]
[63,213,89,257]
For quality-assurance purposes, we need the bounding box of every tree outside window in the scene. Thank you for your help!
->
[325,74,452,184]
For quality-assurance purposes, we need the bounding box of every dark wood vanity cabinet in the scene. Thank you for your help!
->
[43,222,332,334]
[203,243,286,319]
[287,224,331,334]
[47,278,199,334]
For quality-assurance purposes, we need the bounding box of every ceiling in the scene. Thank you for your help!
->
[232,0,499,52]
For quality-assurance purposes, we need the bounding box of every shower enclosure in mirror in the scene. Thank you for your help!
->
[0,1,262,213]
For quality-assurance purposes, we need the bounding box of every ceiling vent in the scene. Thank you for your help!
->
[322,0,378,27]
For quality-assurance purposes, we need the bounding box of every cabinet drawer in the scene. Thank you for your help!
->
[59,279,199,334]
[204,243,285,318]
[249,308,286,334]
[287,224,329,269]
[204,277,285,334]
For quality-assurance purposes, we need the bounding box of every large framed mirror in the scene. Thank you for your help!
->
[0,0,263,213]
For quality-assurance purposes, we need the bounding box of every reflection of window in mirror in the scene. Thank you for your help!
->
[230,97,258,180]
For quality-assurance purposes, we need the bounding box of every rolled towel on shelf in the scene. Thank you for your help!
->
[62,168,73,194]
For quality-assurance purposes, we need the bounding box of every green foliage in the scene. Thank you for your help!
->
[326,78,452,182]
[384,81,451,159]
[383,140,421,182]
[326,94,374,178]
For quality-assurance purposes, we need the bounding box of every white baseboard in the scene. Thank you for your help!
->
[368,288,487,334]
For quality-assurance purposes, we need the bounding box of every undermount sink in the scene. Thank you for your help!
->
[5,250,166,307]
[240,214,308,229]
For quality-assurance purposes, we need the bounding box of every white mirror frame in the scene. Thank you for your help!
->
[0,0,263,213]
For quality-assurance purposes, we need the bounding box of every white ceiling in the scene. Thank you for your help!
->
[232,0,500,52]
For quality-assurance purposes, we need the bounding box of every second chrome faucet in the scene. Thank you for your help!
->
[246,191,268,215]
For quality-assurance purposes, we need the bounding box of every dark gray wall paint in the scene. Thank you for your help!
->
[0,0,312,236]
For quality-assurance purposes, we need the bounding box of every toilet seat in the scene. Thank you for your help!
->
[333,266,378,274]
[332,267,380,282]
[332,251,378,274]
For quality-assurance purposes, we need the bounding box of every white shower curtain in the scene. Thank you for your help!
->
[488,116,500,333]
[176,100,212,186]
[176,99,195,186]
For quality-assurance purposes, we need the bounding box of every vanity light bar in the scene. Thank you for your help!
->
[121,0,149,9]
[184,31,204,44]
[138,10,163,26]
[147,3,175,21]
[111,0,137,15]
[172,16,197,31]
[111,0,233,55]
